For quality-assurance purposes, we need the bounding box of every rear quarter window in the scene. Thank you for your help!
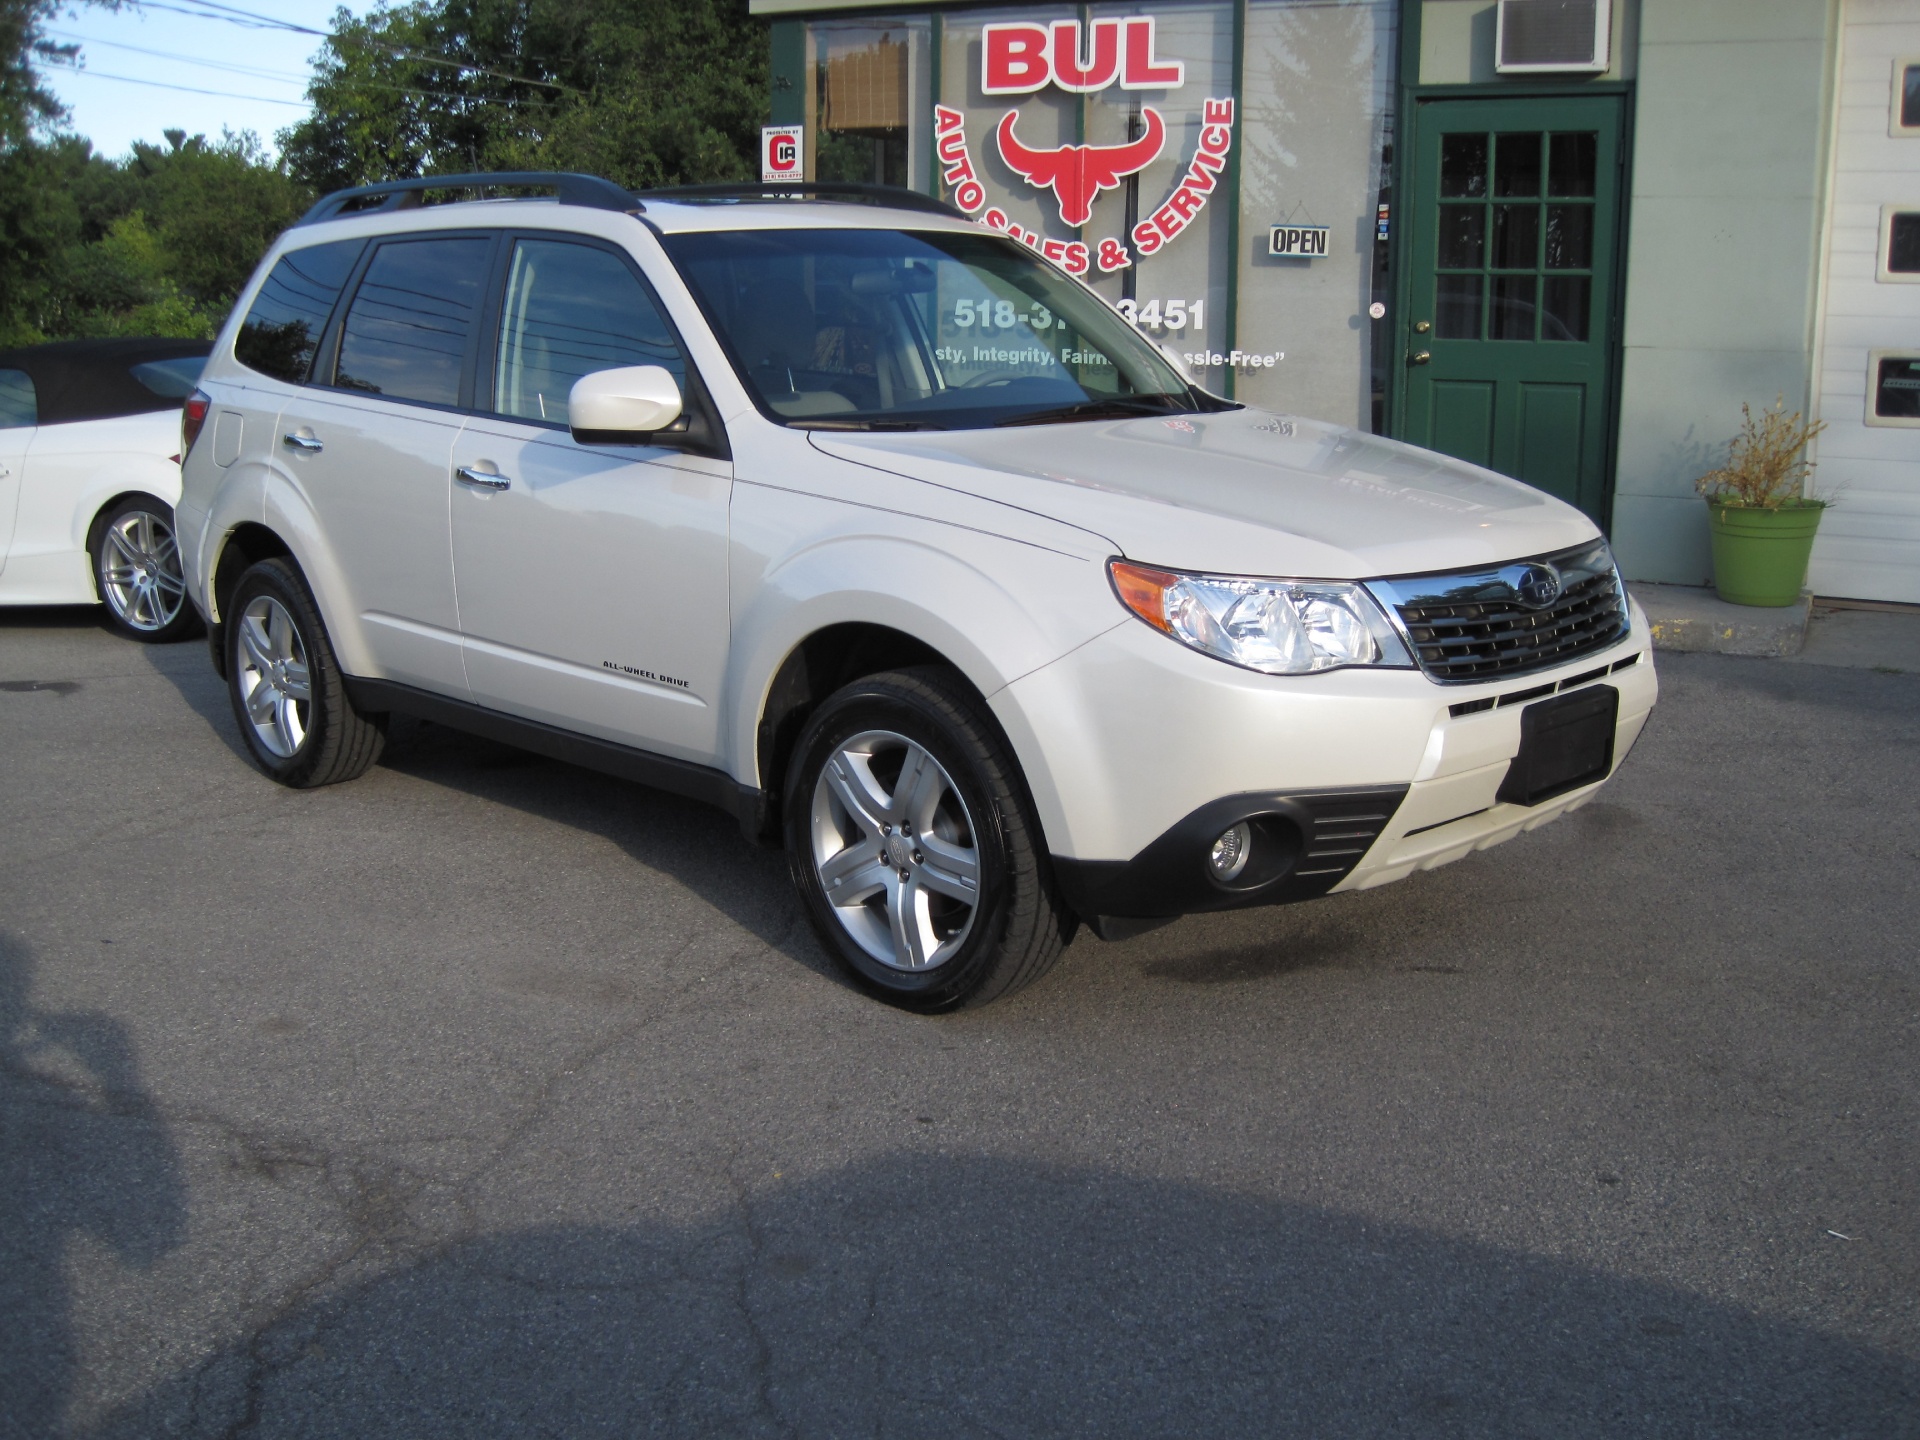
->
[0,368,33,428]
[129,355,206,400]
[235,239,364,384]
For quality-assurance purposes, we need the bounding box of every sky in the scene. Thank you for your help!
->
[37,0,359,159]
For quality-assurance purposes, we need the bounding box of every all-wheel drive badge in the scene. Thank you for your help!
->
[1504,562,1564,609]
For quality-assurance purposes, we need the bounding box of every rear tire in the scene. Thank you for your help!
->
[784,667,1071,1011]
[226,557,385,788]
[91,495,200,643]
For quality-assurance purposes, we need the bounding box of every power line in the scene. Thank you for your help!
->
[128,0,574,90]
[48,68,308,106]
[48,63,543,110]
[45,28,313,83]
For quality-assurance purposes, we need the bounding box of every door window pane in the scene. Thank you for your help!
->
[335,237,491,407]
[494,240,686,427]
[1905,65,1920,129]
[1490,274,1538,339]
[1889,213,1920,273]
[1437,206,1486,269]
[0,369,35,428]
[235,239,364,385]
[1548,132,1597,197]
[1494,133,1542,198]
[1542,276,1590,342]
[1435,274,1484,339]
[1492,205,1540,269]
[1440,134,1488,198]
[1544,205,1594,269]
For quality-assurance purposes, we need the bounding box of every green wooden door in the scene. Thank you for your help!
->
[1401,95,1624,523]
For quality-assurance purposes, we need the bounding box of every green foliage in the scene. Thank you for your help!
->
[281,0,767,193]
[0,130,308,344]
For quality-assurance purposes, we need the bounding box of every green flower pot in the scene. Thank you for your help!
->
[1706,500,1825,607]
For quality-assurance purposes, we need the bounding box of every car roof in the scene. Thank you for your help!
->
[287,174,977,241]
[0,337,212,425]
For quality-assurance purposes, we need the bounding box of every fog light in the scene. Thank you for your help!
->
[1209,822,1252,883]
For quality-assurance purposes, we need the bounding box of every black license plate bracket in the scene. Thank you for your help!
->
[1496,685,1619,807]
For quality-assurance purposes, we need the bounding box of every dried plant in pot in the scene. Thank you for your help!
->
[1695,398,1829,607]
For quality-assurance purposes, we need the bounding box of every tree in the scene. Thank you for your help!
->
[281,0,767,194]
[0,130,308,345]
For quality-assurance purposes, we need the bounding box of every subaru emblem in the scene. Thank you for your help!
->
[1505,562,1563,610]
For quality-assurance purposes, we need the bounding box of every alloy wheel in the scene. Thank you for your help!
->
[234,594,312,758]
[99,509,187,632]
[809,729,982,971]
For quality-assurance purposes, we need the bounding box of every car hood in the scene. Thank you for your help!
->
[808,406,1601,579]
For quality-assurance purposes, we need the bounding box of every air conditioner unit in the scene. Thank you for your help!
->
[1495,0,1611,75]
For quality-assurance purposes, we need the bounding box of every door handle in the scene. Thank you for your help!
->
[455,465,510,491]
[1408,351,1432,366]
[1413,320,1432,334]
[282,432,323,453]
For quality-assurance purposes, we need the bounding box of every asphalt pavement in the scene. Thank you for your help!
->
[2,606,1916,1438]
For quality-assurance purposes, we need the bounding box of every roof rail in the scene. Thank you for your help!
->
[297,171,640,226]
[636,182,967,220]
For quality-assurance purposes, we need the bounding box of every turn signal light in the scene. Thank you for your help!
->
[181,388,212,455]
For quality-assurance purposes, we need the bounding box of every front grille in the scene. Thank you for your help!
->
[1369,542,1629,683]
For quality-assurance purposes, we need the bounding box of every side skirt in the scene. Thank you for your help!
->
[343,676,768,839]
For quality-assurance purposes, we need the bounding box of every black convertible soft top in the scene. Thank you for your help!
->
[0,336,213,427]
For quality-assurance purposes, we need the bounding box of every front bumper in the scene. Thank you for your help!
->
[997,603,1657,925]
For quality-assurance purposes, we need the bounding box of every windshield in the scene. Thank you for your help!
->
[661,227,1226,429]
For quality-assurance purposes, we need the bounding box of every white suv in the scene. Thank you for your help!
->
[177,173,1656,1010]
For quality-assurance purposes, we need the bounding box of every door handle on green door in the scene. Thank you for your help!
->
[1409,351,1432,365]
[1413,320,1432,334]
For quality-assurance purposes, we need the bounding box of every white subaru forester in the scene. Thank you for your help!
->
[176,173,1656,1011]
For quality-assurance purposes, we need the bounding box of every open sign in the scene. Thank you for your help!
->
[761,125,803,183]
[1268,225,1331,258]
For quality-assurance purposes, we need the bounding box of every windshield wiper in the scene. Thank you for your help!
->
[797,418,949,432]
[993,394,1189,427]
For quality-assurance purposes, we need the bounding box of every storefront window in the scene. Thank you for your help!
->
[799,0,1397,430]
[811,19,932,190]
[1239,0,1398,429]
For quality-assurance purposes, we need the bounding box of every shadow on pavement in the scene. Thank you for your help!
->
[81,1149,1916,1439]
[373,719,835,980]
[0,931,188,1439]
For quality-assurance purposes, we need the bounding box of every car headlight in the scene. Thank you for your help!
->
[1109,559,1414,675]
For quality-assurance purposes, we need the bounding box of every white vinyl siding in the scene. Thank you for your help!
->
[1809,0,1920,602]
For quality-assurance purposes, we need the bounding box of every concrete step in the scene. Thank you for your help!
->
[1629,582,1810,657]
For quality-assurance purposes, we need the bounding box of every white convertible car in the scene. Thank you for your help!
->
[0,336,212,642]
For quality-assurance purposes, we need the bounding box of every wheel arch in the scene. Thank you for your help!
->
[748,622,954,842]
[208,521,294,626]
[83,489,179,598]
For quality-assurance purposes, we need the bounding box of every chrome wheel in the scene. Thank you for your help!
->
[809,729,981,971]
[234,594,312,759]
[98,509,186,632]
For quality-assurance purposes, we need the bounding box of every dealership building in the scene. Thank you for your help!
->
[753,0,1920,604]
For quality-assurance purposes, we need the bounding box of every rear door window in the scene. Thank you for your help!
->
[334,236,492,408]
[0,369,34,428]
[235,239,364,384]
[492,239,686,427]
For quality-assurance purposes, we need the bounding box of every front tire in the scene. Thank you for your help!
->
[91,496,200,643]
[784,667,1071,1011]
[226,558,385,788]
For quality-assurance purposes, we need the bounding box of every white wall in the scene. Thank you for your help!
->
[1807,0,1920,603]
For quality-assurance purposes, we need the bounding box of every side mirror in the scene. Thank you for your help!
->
[569,365,683,443]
